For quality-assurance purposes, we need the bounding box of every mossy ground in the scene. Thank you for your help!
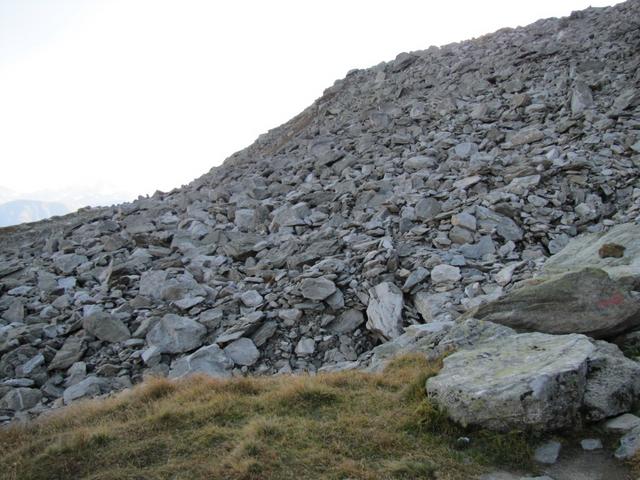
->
[1,355,537,480]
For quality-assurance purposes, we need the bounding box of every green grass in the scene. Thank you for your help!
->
[0,355,535,480]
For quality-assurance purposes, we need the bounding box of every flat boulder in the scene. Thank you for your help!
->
[366,282,404,340]
[544,223,640,281]
[428,333,593,431]
[146,314,206,354]
[169,344,234,379]
[426,332,640,432]
[299,277,336,301]
[474,268,640,339]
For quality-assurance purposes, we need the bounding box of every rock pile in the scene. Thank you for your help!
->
[1,0,639,428]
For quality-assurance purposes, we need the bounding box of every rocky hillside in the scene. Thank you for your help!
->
[1,0,639,448]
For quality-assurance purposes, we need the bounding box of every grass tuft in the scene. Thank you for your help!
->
[0,354,535,480]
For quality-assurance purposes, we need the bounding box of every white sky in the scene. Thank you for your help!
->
[0,0,617,205]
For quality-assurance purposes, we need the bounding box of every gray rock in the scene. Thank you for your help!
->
[223,338,260,366]
[615,425,640,460]
[582,340,640,421]
[474,268,640,339]
[427,333,594,432]
[404,155,436,171]
[138,270,168,299]
[83,311,131,343]
[604,413,640,433]
[430,264,461,284]
[146,314,206,354]
[415,197,442,221]
[0,387,42,411]
[543,223,640,281]
[295,337,316,356]
[300,277,336,301]
[366,282,404,340]
[48,336,86,371]
[169,345,234,379]
[580,438,602,451]
[328,309,365,334]
[413,291,452,323]
[534,440,561,464]
[402,267,430,290]
[63,376,110,405]
[53,253,88,274]
[240,290,263,308]
[571,81,594,114]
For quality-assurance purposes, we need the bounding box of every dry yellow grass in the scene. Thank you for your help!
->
[0,355,533,480]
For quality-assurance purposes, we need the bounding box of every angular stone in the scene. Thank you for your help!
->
[606,414,640,433]
[295,337,316,356]
[223,338,260,366]
[169,344,234,379]
[430,264,461,284]
[415,198,442,221]
[474,268,640,339]
[240,290,263,308]
[48,336,86,370]
[146,314,206,354]
[83,311,131,343]
[534,440,561,464]
[300,277,336,301]
[53,253,88,274]
[63,376,110,405]
[139,270,168,299]
[0,387,42,411]
[427,333,594,432]
[414,292,452,322]
[615,425,640,460]
[571,81,594,114]
[402,267,429,290]
[328,309,365,334]
[366,282,404,340]
[583,340,640,421]
[543,223,640,281]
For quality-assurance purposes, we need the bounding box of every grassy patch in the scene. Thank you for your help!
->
[0,355,532,480]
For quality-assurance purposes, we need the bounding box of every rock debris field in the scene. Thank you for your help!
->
[1,1,640,477]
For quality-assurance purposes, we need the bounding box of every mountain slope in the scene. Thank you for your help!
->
[0,0,638,428]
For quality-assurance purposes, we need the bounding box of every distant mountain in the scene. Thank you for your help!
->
[0,199,69,227]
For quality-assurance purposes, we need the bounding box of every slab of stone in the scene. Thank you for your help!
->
[366,282,404,340]
[146,314,206,354]
[474,268,640,339]
[300,277,336,301]
[169,345,234,379]
[223,338,260,366]
[48,336,86,371]
[615,425,640,460]
[605,413,640,433]
[83,312,131,343]
[427,333,594,432]
[534,440,561,464]
[430,264,461,284]
[544,223,640,281]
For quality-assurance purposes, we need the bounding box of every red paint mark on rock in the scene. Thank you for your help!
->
[597,292,625,309]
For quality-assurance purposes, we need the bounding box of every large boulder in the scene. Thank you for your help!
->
[363,318,515,372]
[146,314,206,354]
[544,223,640,282]
[474,268,640,339]
[366,282,404,340]
[426,332,640,432]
